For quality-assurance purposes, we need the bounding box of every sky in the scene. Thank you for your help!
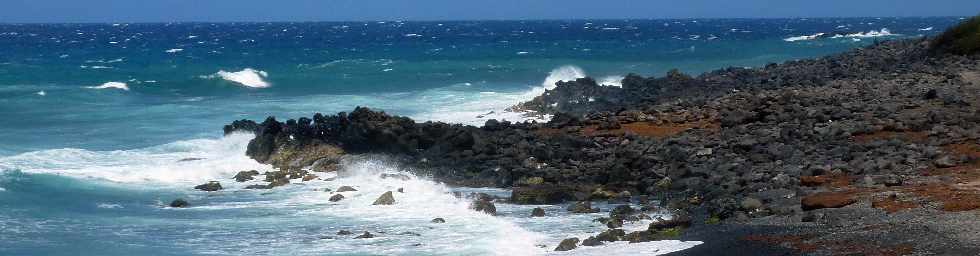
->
[2,0,979,23]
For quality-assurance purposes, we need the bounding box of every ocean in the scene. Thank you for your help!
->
[0,17,962,255]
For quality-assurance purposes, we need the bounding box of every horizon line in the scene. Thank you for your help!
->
[0,15,966,25]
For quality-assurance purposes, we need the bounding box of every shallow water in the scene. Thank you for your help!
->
[0,17,963,255]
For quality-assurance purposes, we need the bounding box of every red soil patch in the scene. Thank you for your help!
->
[581,121,718,139]
[800,175,851,188]
[904,184,980,212]
[944,141,980,159]
[743,234,914,256]
[852,131,929,144]
[871,197,918,213]
[801,192,858,211]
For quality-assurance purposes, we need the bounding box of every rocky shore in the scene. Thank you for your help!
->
[220,18,980,255]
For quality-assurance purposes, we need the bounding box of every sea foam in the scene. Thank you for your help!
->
[205,68,271,88]
[784,33,825,42]
[85,82,129,91]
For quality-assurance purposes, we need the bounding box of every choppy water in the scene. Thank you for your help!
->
[0,17,963,255]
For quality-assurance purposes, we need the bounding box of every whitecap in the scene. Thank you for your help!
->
[96,203,123,209]
[404,33,423,37]
[599,75,624,87]
[784,32,825,42]
[204,68,271,88]
[165,48,184,53]
[516,51,530,55]
[541,65,586,90]
[845,28,897,38]
[36,91,46,96]
[85,82,129,91]
[918,27,934,31]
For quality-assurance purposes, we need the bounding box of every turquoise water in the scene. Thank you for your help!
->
[0,17,962,255]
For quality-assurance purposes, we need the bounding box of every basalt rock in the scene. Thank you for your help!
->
[554,238,580,251]
[567,201,600,214]
[470,198,497,215]
[336,186,357,192]
[169,199,189,208]
[329,194,345,202]
[531,207,546,217]
[372,191,396,205]
[233,170,260,182]
[194,181,222,192]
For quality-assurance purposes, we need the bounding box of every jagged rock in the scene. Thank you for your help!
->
[194,181,222,192]
[649,212,692,230]
[431,218,446,223]
[470,199,497,215]
[373,191,396,205]
[337,186,357,192]
[337,230,353,235]
[233,170,260,182]
[531,207,546,217]
[169,199,189,208]
[329,194,345,202]
[554,238,580,251]
[567,201,600,213]
[354,232,375,239]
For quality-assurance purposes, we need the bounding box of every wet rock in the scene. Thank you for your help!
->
[431,218,446,223]
[268,178,289,188]
[329,194,345,202]
[372,191,396,205]
[649,212,692,230]
[567,201,600,213]
[581,237,603,246]
[178,157,205,162]
[302,174,318,181]
[594,229,626,242]
[380,173,411,180]
[609,205,635,219]
[606,218,624,229]
[554,238,580,251]
[194,181,223,192]
[511,185,574,204]
[470,199,497,215]
[169,199,189,208]
[397,188,404,193]
[337,230,353,235]
[233,170,260,182]
[245,184,270,189]
[354,232,375,239]
[531,207,546,217]
[337,186,357,192]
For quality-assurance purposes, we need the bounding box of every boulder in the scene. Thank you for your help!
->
[194,181,223,192]
[431,218,446,223]
[245,184,270,189]
[169,199,189,208]
[329,194,345,202]
[531,207,546,217]
[567,201,600,213]
[649,212,692,230]
[554,238,580,251]
[373,191,396,205]
[740,197,763,211]
[337,230,353,235]
[233,170,260,182]
[337,186,358,192]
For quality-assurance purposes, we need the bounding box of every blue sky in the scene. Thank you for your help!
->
[3,0,978,23]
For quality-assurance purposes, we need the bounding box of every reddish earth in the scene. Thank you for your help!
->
[801,192,858,211]
[800,175,851,188]
[852,130,929,144]
[743,234,914,256]
[871,196,919,213]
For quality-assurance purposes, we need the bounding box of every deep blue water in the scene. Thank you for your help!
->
[0,17,964,255]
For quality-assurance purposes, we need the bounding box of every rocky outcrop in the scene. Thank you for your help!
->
[554,238,579,251]
[233,170,260,182]
[531,207,546,217]
[169,199,189,208]
[329,194,345,202]
[470,198,497,215]
[194,181,222,191]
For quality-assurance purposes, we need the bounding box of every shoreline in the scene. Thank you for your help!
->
[218,18,980,255]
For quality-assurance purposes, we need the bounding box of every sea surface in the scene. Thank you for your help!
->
[0,17,963,255]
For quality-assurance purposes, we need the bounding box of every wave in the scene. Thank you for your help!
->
[165,48,184,53]
[918,27,934,31]
[85,82,129,91]
[599,75,624,87]
[783,32,825,42]
[843,28,897,38]
[541,65,587,90]
[204,68,271,88]
[0,133,266,186]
